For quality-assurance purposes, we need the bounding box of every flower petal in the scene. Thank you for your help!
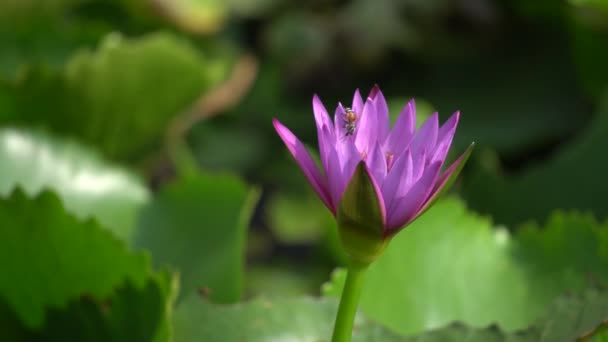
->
[381,150,412,213]
[329,137,361,209]
[368,84,380,99]
[430,111,459,165]
[386,161,442,232]
[411,150,427,184]
[326,145,343,210]
[418,142,475,216]
[273,118,334,213]
[313,95,336,174]
[319,125,335,173]
[354,98,378,156]
[365,142,387,188]
[313,94,334,131]
[373,88,390,143]
[352,89,364,115]
[384,99,416,156]
[334,103,346,139]
[409,112,438,160]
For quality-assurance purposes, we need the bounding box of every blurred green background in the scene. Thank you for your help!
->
[1,0,608,340]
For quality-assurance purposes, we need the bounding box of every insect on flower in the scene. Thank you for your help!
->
[343,107,357,137]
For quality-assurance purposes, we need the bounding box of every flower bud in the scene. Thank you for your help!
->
[337,162,388,265]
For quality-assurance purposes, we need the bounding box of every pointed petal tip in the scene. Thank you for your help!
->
[312,93,324,104]
[369,84,381,99]
[271,117,282,129]
[415,141,475,217]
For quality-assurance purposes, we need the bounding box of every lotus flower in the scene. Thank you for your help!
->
[273,86,473,242]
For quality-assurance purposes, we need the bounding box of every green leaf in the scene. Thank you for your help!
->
[463,92,608,225]
[133,172,259,303]
[266,188,333,244]
[2,31,232,161]
[0,128,150,241]
[0,188,150,328]
[323,198,608,336]
[405,287,608,341]
[0,270,177,342]
[173,295,403,341]
[0,0,107,79]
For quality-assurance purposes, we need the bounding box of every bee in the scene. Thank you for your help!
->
[343,107,357,137]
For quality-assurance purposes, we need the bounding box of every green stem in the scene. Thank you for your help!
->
[332,263,369,342]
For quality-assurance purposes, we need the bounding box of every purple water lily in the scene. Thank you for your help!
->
[273,86,473,236]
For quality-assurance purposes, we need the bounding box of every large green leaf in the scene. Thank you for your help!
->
[173,295,402,341]
[171,285,608,342]
[1,31,231,160]
[405,287,608,341]
[133,172,259,303]
[463,92,608,225]
[0,128,150,241]
[323,198,608,336]
[0,270,177,342]
[0,188,150,328]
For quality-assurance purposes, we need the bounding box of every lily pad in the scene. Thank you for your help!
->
[2,31,231,161]
[0,128,150,241]
[133,172,259,303]
[405,287,608,341]
[0,271,177,342]
[0,188,150,328]
[323,198,608,336]
[173,295,403,341]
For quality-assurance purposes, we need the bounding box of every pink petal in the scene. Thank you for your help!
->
[430,111,459,165]
[330,137,362,209]
[326,145,343,210]
[386,161,442,232]
[313,94,334,131]
[365,142,387,188]
[313,95,336,174]
[273,118,334,213]
[410,150,427,185]
[368,84,380,100]
[354,98,378,156]
[409,112,439,160]
[384,99,415,156]
[418,142,475,215]
[373,88,390,143]
[352,89,364,115]
[381,151,413,214]
[319,125,335,174]
[334,103,346,139]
